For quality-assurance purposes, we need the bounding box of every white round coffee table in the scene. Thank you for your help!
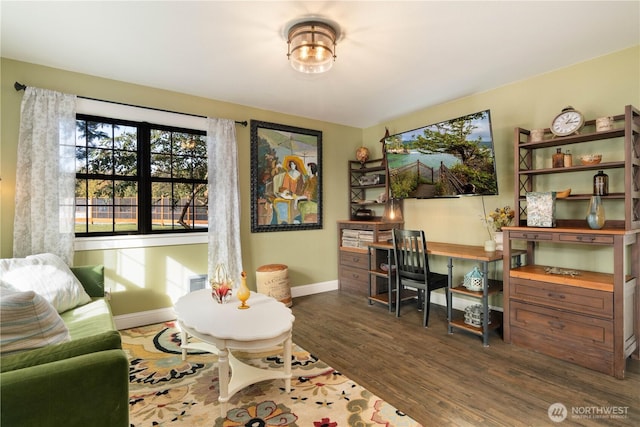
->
[174,289,295,417]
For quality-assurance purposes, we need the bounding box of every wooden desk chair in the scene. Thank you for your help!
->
[392,229,448,327]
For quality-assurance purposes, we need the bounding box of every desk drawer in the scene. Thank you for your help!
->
[340,251,369,269]
[511,278,612,318]
[509,301,613,351]
[508,231,553,241]
[559,234,614,244]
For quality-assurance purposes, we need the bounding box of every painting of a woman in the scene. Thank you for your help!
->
[279,156,306,197]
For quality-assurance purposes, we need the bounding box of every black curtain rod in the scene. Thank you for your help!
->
[14,81,248,127]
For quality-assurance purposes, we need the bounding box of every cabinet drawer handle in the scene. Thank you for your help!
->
[351,273,360,279]
[352,257,361,262]
[523,234,538,239]
[547,292,566,300]
[576,236,596,242]
[548,320,565,330]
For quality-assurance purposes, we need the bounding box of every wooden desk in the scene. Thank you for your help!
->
[368,241,524,346]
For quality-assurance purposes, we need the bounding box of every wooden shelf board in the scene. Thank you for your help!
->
[517,128,625,149]
[450,279,503,297]
[517,161,625,175]
[449,310,503,335]
[339,246,368,253]
[369,289,417,305]
[510,264,615,292]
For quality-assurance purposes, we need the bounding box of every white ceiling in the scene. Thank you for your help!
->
[2,1,638,128]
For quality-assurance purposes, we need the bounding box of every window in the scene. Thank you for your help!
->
[75,114,208,236]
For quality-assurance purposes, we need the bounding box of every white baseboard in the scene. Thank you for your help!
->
[114,281,338,330]
[114,280,500,330]
[114,307,176,330]
[290,280,339,297]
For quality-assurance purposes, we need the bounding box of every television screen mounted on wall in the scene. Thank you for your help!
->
[384,109,498,199]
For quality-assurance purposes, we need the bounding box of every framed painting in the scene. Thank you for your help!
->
[250,120,322,232]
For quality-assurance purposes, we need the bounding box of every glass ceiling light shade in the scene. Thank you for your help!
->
[287,21,337,74]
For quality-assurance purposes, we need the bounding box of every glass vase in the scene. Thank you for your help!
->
[586,195,605,230]
[237,271,250,309]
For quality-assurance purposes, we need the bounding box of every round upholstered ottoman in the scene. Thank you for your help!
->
[256,264,292,307]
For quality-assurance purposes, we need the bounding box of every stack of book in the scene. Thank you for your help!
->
[377,230,393,242]
[341,229,375,249]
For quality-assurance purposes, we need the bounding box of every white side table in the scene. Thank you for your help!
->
[174,290,294,417]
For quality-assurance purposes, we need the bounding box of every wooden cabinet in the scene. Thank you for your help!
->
[337,220,402,297]
[348,159,388,220]
[503,105,640,378]
[503,228,638,378]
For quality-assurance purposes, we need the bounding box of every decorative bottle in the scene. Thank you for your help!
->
[237,271,250,309]
[563,149,572,167]
[552,148,564,168]
[593,170,609,196]
[586,195,605,229]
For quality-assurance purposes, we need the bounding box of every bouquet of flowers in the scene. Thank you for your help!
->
[487,206,515,232]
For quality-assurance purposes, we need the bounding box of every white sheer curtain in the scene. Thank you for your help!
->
[13,87,77,265]
[206,118,243,283]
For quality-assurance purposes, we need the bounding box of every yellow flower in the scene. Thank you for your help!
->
[487,206,515,232]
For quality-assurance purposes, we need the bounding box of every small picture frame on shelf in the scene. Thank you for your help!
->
[526,192,556,227]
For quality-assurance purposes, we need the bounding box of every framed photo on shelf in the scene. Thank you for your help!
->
[250,120,322,233]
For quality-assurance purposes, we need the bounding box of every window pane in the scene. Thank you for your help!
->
[113,125,137,150]
[74,179,88,233]
[193,184,208,229]
[75,146,87,173]
[87,122,114,148]
[151,182,175,230]
[87,148,113,174]
[113,150,137,176]
[88,206,113,233]
[151,153,172,178]
[174,182,207,229]
[150,129,171,154]
[113,181,138,231]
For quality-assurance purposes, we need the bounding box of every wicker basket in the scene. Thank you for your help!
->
[464,304,491,328]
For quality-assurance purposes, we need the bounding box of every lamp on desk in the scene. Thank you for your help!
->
[383,198,403,222]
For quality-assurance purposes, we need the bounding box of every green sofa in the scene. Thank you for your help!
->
[0,265,129,427]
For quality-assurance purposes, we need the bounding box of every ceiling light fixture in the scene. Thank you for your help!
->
[286,20,338,74]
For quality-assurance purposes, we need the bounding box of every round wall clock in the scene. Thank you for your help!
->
[550,106,585,137]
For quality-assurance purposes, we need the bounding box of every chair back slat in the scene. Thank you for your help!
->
[392,229,431,283]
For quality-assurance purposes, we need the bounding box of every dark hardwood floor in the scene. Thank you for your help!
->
[290,290,639,426]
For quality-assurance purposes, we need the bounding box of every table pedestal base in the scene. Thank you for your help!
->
[178,324,292,418]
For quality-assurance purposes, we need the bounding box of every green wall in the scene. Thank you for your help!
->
[363,46,639,296]
[0,58,361,315]
[2,46,638,315]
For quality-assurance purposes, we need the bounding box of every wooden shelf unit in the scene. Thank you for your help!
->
[348,158,388,220]
[504,105,640,379]
[513,105,640,230]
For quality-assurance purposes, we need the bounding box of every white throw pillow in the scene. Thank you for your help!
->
[0,253,91,313]
[0,285,71,354]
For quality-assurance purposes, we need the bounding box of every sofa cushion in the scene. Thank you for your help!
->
[0,253,91,313]
[61,298,117,339]
[0,284,70,355]
[1,298,120,372]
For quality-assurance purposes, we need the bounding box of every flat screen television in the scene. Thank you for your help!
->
[384,109,498,199]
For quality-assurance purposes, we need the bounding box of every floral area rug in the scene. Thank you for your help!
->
[122,322,423,426]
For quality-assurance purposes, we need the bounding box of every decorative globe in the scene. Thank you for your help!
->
[355,146,370,164]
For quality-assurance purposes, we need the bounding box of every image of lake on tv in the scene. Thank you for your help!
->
[387,151,459,175]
